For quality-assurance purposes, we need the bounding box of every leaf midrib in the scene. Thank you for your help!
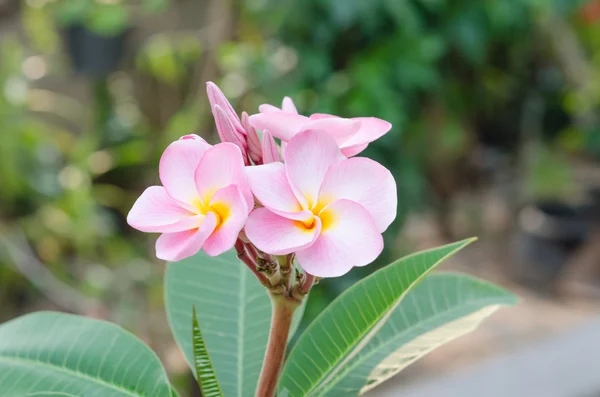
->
[303,240,474,396]
[315,298,509,396]
[0,355,147,397]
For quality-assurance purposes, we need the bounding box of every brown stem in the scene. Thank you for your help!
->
[301,273,316,294]
[245,241,262,261]
[235,239,269,286]
[255,295,298,397]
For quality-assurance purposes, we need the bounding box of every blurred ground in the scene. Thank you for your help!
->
[367,210,600,396]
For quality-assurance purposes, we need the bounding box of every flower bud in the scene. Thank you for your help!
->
[206,82,245,136]
[261,130,280,163]
[243,111,263,165]
[212,105,249,164]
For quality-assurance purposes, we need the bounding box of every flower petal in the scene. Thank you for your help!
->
[341,117,392,148]
[340,143,368,157]
[284,130,345,209]
[206,82,244,135]
[159,137,211,204]
[261,130,280,163]
[249,112,309,141]
[309,113,338,120]
[301,118,360,146]
[194,143,253,210]
[281,97,298,114]
[245,162,303,214]
[155,212,218,262]
[127,186,199,233]
[297,199,383,277]
[245,208,321,255]
[259,104,282,113]
[318,157,397,232]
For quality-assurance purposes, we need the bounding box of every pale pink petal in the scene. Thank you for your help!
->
[261,130,280,163]
[213,105,248,160]
[297,200,383,277]
[206,82,244,134]
[340,143,368,157]
[245,208,321,255]
[341,117,392,147]
[249,112,309,141]
[282,97,298,114]
[301,118,361,146]
[258,104,282,113]
[127,186,200,233]
[245,162,303,213]
[202,185,248,256]
[243,111,263,164]
[180,134,207,142]
[309,113,338,120]
[318,157,397,232]
[194,143,253,210]
[284,130,345,209]
[155,212,218,262]
[159,138,211,204]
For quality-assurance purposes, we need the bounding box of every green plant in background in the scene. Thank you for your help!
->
[137,34,203,86]
[47,0,170,36]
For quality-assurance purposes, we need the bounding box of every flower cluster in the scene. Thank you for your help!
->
[128,83,397,278]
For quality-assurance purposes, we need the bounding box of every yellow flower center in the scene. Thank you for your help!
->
[295,194,337,234]
[191,196,230,229]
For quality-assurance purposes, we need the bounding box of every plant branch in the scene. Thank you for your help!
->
[0,230,100,315]
[300,273,316,294]
[256,295,298,397]
[234,239,269,287]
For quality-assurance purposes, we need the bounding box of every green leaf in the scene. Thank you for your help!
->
[279,239,475,396]
[0,311,173,397]
[315,273,517,395]
[165,250,306,397]
[85,3,130,37]
[191,307,224,397]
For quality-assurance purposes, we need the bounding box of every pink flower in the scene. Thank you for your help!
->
[249,97,392,157]
[244,130,397,277]
[127,135,253,261]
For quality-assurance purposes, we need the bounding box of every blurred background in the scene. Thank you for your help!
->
[1,0,600,396]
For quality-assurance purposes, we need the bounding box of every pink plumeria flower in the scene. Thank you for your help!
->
[127,135,253,262]
[250,97,392,157]
[244,130,397,277]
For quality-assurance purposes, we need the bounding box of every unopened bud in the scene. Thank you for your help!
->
[206,82,245,135]
[212,105,249,164]
[243,111,263,164]
[261,130,280,163]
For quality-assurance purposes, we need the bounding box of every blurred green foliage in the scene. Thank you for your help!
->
[46,0,170,36]
[1,1,600,393]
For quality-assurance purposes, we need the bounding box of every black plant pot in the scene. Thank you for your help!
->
[589,186,600,224]
[510,201,592,289]
[62,24,128,77]
[0,0,19,20]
